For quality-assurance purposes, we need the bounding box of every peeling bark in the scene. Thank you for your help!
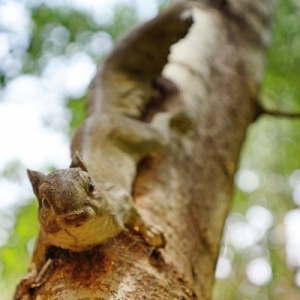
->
[23,1,275,299]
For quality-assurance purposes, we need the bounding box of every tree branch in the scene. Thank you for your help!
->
[17,1,276,299]
[259,106,300,119]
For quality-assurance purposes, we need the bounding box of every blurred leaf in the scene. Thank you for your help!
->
[67,96,86,131]
[0,200,38,298]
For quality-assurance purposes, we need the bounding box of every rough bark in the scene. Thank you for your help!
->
[25,0,275,299]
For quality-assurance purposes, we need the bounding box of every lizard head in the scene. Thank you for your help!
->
[27,153,104,234]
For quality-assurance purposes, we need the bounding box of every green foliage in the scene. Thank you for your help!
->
[0,200,38,299]
[1,201,38,275]
[67,96,86,130]
[263,0,300,110]
[21,7,98,79]
[109,4,139,40]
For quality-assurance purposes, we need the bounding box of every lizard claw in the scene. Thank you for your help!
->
[140,225,166,248]
[128,210,166,248]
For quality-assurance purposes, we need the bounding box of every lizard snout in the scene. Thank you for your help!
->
[61,207,96,226]
[64,212,82,221]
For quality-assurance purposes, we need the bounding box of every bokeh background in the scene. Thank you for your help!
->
[0,0,299,299]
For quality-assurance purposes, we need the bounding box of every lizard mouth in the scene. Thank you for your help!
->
[61,206,96,227]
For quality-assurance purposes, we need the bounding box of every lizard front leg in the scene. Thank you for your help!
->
[102,182,165,248]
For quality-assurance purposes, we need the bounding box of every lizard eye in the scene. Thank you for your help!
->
[88,181,95,193]
[42,198,50,209]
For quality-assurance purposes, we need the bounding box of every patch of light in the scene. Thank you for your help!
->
[49,25,70,47]
[215,256,232,279]
[27,237,36,254]
[134,0,158,20]
[0,1,30,77]
[42,0,133,26]
[246,258,272,286]
[235,169,260,193]
[225,214,261,250]
[289,170,300,206]
[40,0,158,26]
[42,53,96,98]
[292,186,300,206]
[295,270,300,287]
[1,53,24,78]
[246,205,273,233]
[289,169,300,189]
[0,187,16,211]
[0,211,15,246]
[225,207,273,251]
[65,53,96,98]
[0,178,33,210]
[0,75,70,172]
[68,0,125,10]
[0,228,9,247]
[85,31,113,57]
[0,2,29,34]
[0,34,9,60]
[226,222,257,250]
[285,209,300,268]
[0,211,15,230]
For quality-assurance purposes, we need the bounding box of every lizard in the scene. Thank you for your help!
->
[14,2,193,299]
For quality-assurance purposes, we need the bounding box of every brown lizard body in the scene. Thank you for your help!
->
[14,3,193,299]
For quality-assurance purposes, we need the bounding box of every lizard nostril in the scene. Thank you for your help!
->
[63,213,82,221]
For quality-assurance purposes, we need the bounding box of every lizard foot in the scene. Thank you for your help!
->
[14,258,53,300]
[143,225,166,248]
[133,223,166,248]
[14,270,37,300]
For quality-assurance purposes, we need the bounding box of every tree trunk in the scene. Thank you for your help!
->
[24,1,275,299]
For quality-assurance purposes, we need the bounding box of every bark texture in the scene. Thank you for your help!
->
[25,1,275,299]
